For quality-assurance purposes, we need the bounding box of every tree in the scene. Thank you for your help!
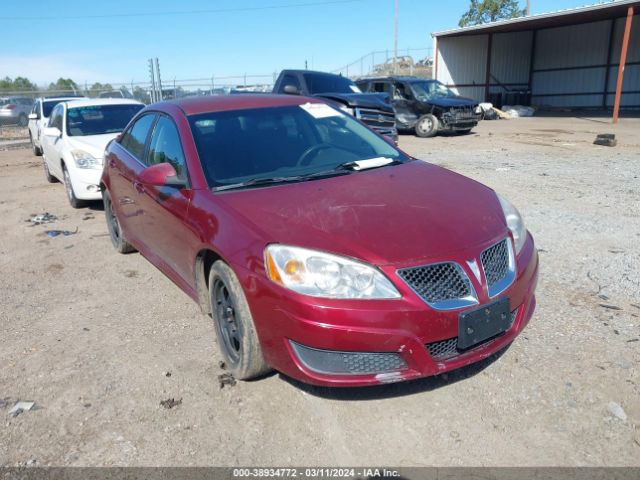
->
[132,86,151,104]
[48,78,79,95]
[0,76,37,93]
[459,0,525,27]
[87,82,114,97]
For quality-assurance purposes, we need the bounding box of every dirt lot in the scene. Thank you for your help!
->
[0,115,639,467]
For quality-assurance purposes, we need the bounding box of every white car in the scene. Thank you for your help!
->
[28,96,87,156]
[41,98,144,208]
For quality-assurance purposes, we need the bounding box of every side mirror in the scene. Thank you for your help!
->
[28,113,39,120]
[283,84,300,95]
[139,162,185,188]
[43,127,61,138]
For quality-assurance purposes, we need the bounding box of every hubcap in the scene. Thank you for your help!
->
[64,170,73,200]
[214,279,242,364]
[419,118,433,133]
[107,197,120,243]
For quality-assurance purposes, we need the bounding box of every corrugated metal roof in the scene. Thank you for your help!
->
[432,0,639,38]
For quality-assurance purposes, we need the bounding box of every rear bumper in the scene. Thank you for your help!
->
[238,234,539,387]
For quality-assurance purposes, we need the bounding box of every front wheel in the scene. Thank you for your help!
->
[415,114,439,138]
[209,261,271,380]
[62,166,87,209]
[103,190,136,254]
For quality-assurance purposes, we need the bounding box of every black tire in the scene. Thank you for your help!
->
[415,114,439,138]
[103,190,136,254]
[30,133,43,156]
[62,165,87,209]
[209,260,271,380]
[42,156,58,183]
[18,114,28,127]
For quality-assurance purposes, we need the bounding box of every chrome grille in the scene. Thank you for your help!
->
[397,262,477,310]
[481,238,515,297]
[355,107,396,128]
[426,309,518,360]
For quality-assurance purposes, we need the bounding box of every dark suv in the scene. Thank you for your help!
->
[356,77,482,138]
[274,70,397,142]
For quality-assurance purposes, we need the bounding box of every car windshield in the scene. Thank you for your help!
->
[188,104,408,190]
[66,104,143,137]
[303,74,361,94]
[410,81,458,101]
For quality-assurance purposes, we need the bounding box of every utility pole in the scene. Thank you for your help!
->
[148,58,157,103]
[526,0,531,16]
[394,0,399,74]
[155,58,163,101]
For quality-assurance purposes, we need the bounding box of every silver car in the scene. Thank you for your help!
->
[0,96,34,126]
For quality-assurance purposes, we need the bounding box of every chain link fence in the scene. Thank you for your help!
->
[0,46,434,111]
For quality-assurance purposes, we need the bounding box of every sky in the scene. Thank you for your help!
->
[1,0,603,88]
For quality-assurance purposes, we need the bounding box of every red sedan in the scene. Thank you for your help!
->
[101,94,538,387]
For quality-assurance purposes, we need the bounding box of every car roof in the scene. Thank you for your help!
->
[41,96,88,103]
[64,98,143,108]
[169,94,324,116]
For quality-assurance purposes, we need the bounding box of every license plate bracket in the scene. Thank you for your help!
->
[458,298,510,350]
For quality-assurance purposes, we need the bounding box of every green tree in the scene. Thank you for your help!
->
[132,86,151,104]
[459,0,525,27]
[48,78,79,95]
[87,82,114,97]
[0,76,38,93]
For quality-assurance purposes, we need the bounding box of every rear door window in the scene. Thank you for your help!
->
[120,113,157,161]
[49,105,63,130]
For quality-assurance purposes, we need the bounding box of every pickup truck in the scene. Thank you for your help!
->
[273,70,397,142]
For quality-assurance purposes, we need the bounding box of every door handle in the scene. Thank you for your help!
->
[134,181,145,194]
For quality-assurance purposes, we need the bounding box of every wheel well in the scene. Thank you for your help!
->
[195,249,223,315]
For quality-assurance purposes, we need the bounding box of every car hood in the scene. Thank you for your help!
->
[424,96,477,108]
[67,133,119,159]
[216,161,507,267]
[313,92,393,112]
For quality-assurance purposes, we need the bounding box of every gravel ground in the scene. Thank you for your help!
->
[0,115,638,467]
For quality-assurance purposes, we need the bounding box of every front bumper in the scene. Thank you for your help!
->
[68,166,103,200]
[239,234,539,387]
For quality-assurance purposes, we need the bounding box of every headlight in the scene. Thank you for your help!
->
[497,193,526,254]
[337,104,355,116]
[264,245,400,299]
[71,150,102,169]
[474,105,482,114]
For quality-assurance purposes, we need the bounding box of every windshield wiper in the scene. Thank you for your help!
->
[214,176,305,192]
[213,158,400,192]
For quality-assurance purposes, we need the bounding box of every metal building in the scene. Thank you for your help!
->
[432,0,639,115]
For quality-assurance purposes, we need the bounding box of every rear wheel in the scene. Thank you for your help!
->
[42,155,58,183]
[30,133,43,156]
[415,114,438,138]
[209,261,271,380]
[103,190,136,253]
[62,165,87,209]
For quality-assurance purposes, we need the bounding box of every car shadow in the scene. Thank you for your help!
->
[86,200,104,212]
[280,343,511,401]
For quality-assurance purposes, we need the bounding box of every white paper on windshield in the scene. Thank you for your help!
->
[350,157,394,170]
[299,102,341,119]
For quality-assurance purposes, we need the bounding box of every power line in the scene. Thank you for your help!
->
[4,0,366,21]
